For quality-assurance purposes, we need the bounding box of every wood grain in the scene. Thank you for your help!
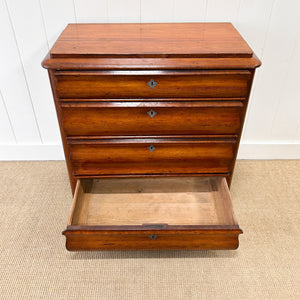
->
[71,177,237,226]
[61,102,243,136]
[50,23,253,58]
[55,71,250,99]
[64,231,242,251]
[68,138,236,176]
[42,54,261,70]
[48,70,77,192]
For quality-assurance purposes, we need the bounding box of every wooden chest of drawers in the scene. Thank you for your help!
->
[42,23,260,251]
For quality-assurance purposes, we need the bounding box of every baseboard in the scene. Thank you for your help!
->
[0,143,299,160]
[237,143,300,159]
[0,144,64,160]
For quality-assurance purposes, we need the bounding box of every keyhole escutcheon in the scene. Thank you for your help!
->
[147,145,156,152]
[147,109,157,118]
[147,79,158,89]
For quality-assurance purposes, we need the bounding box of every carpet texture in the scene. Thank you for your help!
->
[0,160,299,299]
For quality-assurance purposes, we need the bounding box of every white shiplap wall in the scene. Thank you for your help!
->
[0,0,299,160]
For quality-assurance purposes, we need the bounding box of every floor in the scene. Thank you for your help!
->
[0,160,299,299]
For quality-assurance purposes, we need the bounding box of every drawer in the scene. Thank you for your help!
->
[55,70,250,99]
[63,177,242,250]
[68,138,235,176]
[61,101,243,136]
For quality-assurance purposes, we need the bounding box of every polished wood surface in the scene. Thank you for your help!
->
[48,70,77,192]
[50,23,252,58]
[56,71,250,99]
[61,102,242,136]
[42,54,261,70]
[42,23,261,71]
[69,138,235,176]
[43,23,260,250]
[63,177,242,250]
[64,231,241,251]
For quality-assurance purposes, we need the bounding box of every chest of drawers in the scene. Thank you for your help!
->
[42,23,260,251]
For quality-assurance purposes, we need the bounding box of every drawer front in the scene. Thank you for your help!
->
[62,102,242,136]
[64,231,241,251]
[69,139,235,176]
[56,71,250,99]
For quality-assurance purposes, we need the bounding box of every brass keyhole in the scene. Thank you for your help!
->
[148,235,157,240]
[147,79,158,89]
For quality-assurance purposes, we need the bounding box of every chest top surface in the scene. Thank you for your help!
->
[43,23,260,70]
[50,23,252,58]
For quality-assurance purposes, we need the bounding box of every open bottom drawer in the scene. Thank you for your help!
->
[63,177,242,250]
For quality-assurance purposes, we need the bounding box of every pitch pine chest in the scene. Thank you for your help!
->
[42,23,261,251]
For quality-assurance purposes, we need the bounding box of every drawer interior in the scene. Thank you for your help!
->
[68,177,239,227]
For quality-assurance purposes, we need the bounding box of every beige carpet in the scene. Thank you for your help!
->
[0,161,299,300]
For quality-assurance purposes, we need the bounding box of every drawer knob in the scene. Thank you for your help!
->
[147,109,157,118]
[147,145,156,152]
[147,79,158,89]
[148,234,157,240]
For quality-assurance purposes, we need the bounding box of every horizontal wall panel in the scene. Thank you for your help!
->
[236,0,274,58]
[40,0,76,48]
[205,0,240,22]
[74,0,107,23]
[6,0,60,144]
[173,0,207,22]
[0,0,299,159]
[0,0,41,143]
[108,0,140,23]
[0,89,15,144]
[141,0,173,23]
[270,28,300,140]
[243,0,300,143]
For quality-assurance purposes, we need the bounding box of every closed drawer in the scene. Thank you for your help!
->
[61,101,243,136]
[56,70,250,99]
[68,138,235,176]
[63,177,242,250]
